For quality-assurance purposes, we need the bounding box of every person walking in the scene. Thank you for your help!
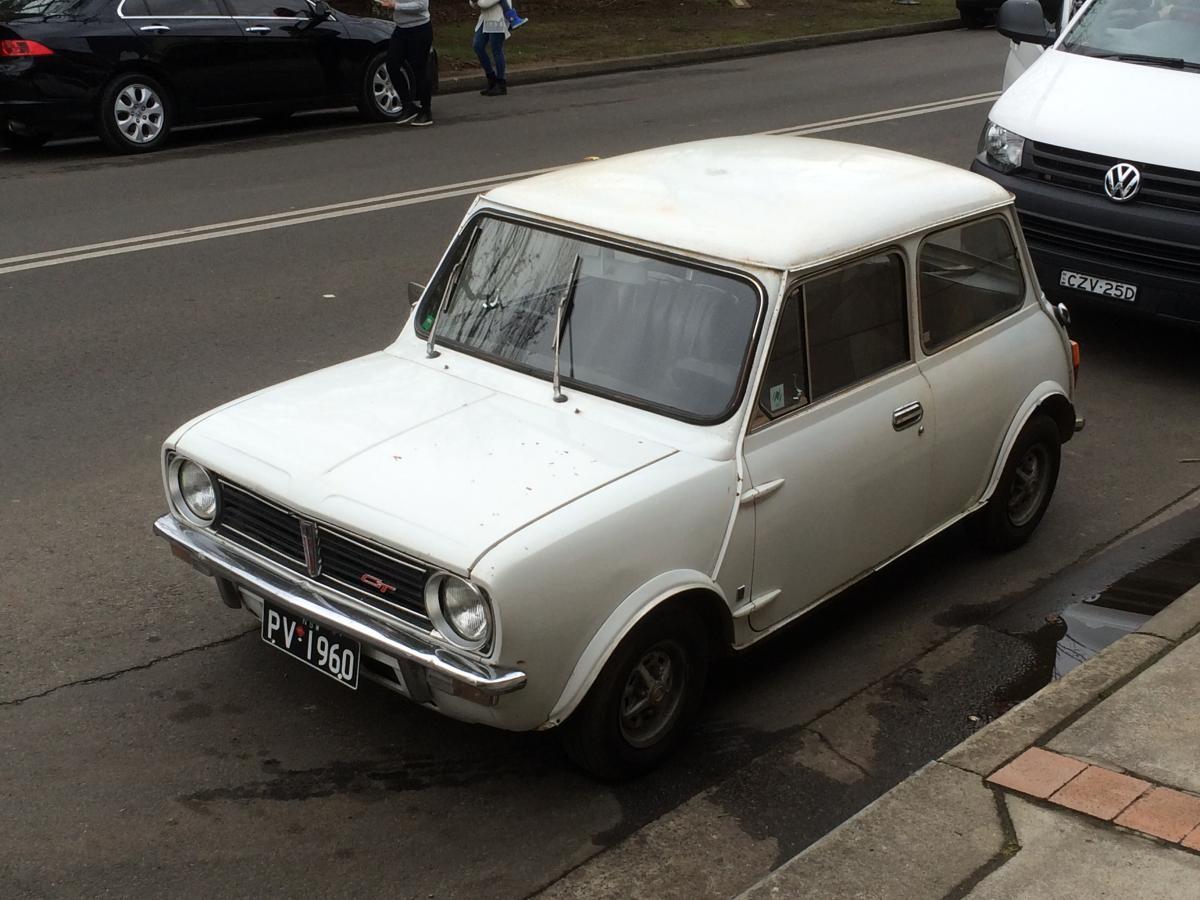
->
[380,0,434,126]
[471,0,510,96]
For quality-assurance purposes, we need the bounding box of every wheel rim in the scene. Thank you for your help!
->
[619,640,688,749]
[1008,444,1050,527]
[372,64,402,115]
[114,83,164,145]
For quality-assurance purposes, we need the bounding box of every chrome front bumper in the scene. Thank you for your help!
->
[153,514,527,697]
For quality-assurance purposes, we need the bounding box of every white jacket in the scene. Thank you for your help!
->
[471,0,510,36]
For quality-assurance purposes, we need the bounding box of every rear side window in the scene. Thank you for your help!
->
[137,0,224,15]
[918,218,1025,353]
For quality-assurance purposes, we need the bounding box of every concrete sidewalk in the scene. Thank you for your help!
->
[740,584,1200,899]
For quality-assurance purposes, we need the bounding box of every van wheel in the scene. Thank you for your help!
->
[560,608,708,780]
[975,414,1061,551]
[97,73,172,153]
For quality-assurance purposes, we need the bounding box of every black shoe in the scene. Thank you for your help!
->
[482,79,507,96]
[480,75,496,96]
[394,105,419,125]
[409,109,433,127]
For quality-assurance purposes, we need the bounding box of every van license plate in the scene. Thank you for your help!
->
[262,603,360,689]
[1059,270,1137,302]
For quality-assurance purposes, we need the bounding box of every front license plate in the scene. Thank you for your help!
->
[1059,270,1137,302]
[262,603,360,689]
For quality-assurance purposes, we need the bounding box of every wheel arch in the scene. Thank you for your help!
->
[981,381,1074,503]
[542,572,732,729]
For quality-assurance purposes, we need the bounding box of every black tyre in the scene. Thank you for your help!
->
[560,607,709,780]
[975,414,1061,551]
[357,51,405,122]
[2,130,49,152]
[96,73,172,154]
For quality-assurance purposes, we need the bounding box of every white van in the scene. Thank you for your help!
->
[974,0,1200,325]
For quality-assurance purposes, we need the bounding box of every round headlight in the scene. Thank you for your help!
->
[425,573,492,649]
[169,457,218,526]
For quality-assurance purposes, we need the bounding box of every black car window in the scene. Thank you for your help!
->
[137,0,224,15]
[226,0,309,15]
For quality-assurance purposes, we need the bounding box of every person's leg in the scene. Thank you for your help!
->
[491,32,506,83]
[473,28,495,79]
[387,26,417,112]
[406,21,433,112]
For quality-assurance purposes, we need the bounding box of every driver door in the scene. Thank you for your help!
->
[224,0,349,104]
[742,252,935,631]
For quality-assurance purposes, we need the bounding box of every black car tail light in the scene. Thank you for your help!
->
[0,40,54,57]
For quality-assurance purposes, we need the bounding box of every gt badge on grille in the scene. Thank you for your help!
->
[360,573,397,594]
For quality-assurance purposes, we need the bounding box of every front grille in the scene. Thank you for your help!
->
[1018,141,1200,213]
[1018,211,1200,280]
[216,482,305,569]
[317,527,429,622]
[213,479,431,627]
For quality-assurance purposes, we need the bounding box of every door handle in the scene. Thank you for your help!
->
[245,25,272,33]
[892,401,924,431]
[139,24,171,31]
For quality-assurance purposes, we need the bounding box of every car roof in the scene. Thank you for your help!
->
[483,136,1012,271]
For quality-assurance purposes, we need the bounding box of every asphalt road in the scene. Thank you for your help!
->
[2,28,1199,899]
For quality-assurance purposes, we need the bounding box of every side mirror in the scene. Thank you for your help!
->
[997,0,1057,45]
[408,281,425,306]
[311,0,332,20]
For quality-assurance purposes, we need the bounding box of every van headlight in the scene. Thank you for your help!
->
[425,573,493,650]
[168,456,219,526]
[979,120,1026,173]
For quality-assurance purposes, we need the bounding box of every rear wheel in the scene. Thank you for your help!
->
[975,414,1061,550]
[560,607,709,780]
[97,73,172,153]
[357,51,405,122]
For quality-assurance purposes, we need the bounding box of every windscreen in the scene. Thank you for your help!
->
[1061,0,1200,68]
[418,216,761,422]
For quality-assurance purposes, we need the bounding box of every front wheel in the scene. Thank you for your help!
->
[975,414,1061,551]
[559,608,709,780]
[97,73,172,153]
[357,52,406,122]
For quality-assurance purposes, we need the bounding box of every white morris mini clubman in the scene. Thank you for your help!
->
[155,136,1083,778]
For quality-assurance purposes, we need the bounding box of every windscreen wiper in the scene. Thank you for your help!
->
[426,225,481,359]
[552,255,583,403]
[1098,52,1199,70]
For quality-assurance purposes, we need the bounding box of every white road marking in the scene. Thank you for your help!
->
[0,91,1000,278]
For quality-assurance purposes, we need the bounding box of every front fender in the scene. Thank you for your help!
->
[982,380,1073,502]
[541,570,727,728]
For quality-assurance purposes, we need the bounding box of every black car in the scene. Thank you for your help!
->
[1,0,429,152]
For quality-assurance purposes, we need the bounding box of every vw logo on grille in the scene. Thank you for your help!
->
[1103,163,1141,203]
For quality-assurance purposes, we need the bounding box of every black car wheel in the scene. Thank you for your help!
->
[560,606,709,780]
[1,130,50,153]
[97,73,172,154]
[358,51,405,122]
[974,414,1061,551]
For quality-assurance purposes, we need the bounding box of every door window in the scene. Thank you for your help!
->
[135,0,224,14]
[225,0,310,15]
[918,217,1025,353]
[804,252,909,400]
[753,252,909,428]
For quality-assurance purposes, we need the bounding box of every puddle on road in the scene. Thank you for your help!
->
[1050,533,1200,677]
